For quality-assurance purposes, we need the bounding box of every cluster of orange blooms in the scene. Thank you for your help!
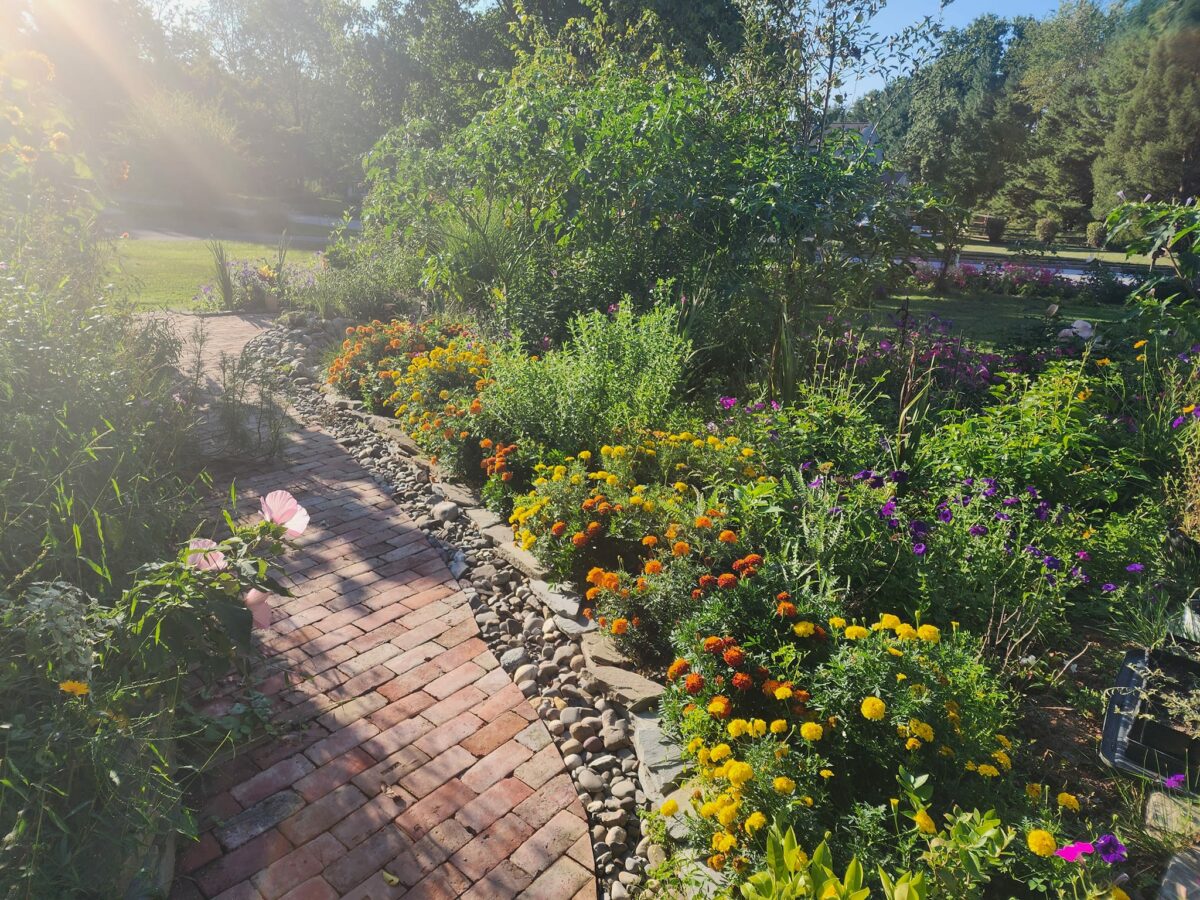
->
[327,320,429,391]
[480,439,517,482]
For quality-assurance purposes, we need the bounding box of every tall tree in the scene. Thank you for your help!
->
[1091,25,1200,214]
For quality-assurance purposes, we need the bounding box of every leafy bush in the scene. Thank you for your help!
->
[1035,217,1061,244]
[0,500,303,897]
[1086,221,1108,248]
[299,246,423,321]
[350,14,925,380]
[983,216,1007,243]
[480,304,690,455]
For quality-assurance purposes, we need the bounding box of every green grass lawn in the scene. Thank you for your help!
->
[112,239,321,308]
[856,292,1127,350]
[959,239,1153,268]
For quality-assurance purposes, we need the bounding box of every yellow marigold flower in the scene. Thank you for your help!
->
[819,769,833,779]
[895,623,918,641]
[687,737,704,755]
[910,720,934,742]
[717,804,740,827]
[727,719,749,739]
[887,646,904,657]
[917,624,940,643]
[861,697,886,721]
[726,762,754,787]
[710,743,732,762]
[1113,888,1130,900]
[712,831,738,853]
[829,616,846,629]
[58,680,89,696]
[1026,783,1042,800]
[1056,792,1080,812]
[792,621,815,638]
[996,734,1012,750]
[770,719,788,735]
[801,795,814,807]
[661,798,679,816]
[906,737,922,751]
[699,801,718,818]
[744,811,767,834]
[977,764,1000,778]
[1137,353,1146,361]
[750,719,767,737]
[800,722,824,742]
[992,750,1012,771]
[774,685,793,701]
[1026,829,1056,857]
[914,809,936,835]
[773,776,795,794]
[708,853,726,871]
[879,613,902,631]
[844,625,869,640]
[1096,358,1111,367]
[1134,339,1147,349]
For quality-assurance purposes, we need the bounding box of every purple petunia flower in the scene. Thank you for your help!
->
[912,543,926,556]
[1055,841,1094,863]
[879,499,897,519]
[889,470,908,483]
[1043,555,1062,571]
[969,524,988,536]
[937,506,953,523]
[1173,416,1187,429]
[1076,551,1090,561]
[1094,834,1127,864]
[1002,497,1020,507]
[1164,773,1187,789]
[718,396,738,410]
[1126,563,1144,573]
[1102,583,1117,592]
[853,469,873,481]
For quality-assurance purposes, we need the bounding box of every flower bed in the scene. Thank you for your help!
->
[320,308,1196,896]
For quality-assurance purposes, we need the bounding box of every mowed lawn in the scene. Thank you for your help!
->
[112,238,322,308]
[855,292,1128,349]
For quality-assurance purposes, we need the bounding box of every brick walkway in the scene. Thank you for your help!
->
[170,315,596,900]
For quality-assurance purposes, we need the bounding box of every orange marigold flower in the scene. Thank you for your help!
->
[691,589,704,599]
[717,573,738,589]
[703,636,725,654]
[636,577,648,591]
[550,521,567,537]
[612,618,629,635]
[587,567,605,585]
[743,554,763,568]
[641,535,658,547]
[695,516,713,528]
[708,695,732,719]
[500,471,512,482]
[667,658,690,681]
[723,646,746,668]
[572,532,588,547]
[732,672,753,691]
[644,559,664,575]
[672,541,691,557]
[776,600,796,618]
[586,521,602,536]
[684,673,705,695]
[777,591,791,602]
[699,574,718,590]
[601,572,620,591]
[585,586,601,601]
[718,529,738,544]
[582,498,597,511]
[762,679,780,697]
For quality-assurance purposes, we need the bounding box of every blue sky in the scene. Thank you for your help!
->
[845,0,1063,96]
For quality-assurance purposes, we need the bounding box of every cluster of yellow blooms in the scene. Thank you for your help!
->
[388,340,491,450]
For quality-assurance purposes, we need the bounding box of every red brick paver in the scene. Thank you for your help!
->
[171,315,595,899]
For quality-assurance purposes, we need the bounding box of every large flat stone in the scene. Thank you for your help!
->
[495,540,549,579]
[554,613,598,636]
[581,631,628,669]
[529,579,580,617]
[465,506,504,531]
[589,665,663,712]
[1145,791,1200,839]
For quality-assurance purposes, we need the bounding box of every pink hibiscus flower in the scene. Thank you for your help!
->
[186,538,227,571]
[261,490,309,537]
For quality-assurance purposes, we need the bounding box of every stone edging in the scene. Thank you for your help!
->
[242,320,691,899]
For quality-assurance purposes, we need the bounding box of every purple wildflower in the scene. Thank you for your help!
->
[1126,563,1144,573]
[1094,834,1127,864]
[912,543,927,556]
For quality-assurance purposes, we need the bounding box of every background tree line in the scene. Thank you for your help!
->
[854,0,1200,234]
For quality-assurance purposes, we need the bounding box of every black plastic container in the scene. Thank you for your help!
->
[1101,647,1200,792]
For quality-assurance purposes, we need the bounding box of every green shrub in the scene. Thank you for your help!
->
[1086,221,1107,248]
[1034,217,1061,244]
[479,304,690,454]
[983,216,1007,243]
[301,247,423,321]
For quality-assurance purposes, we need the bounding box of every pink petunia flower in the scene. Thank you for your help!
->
[260,490,309,537]
[1054,841,1094,863]
[187,538,227,571]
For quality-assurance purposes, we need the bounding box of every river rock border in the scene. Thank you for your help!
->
[240,316,690,899]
